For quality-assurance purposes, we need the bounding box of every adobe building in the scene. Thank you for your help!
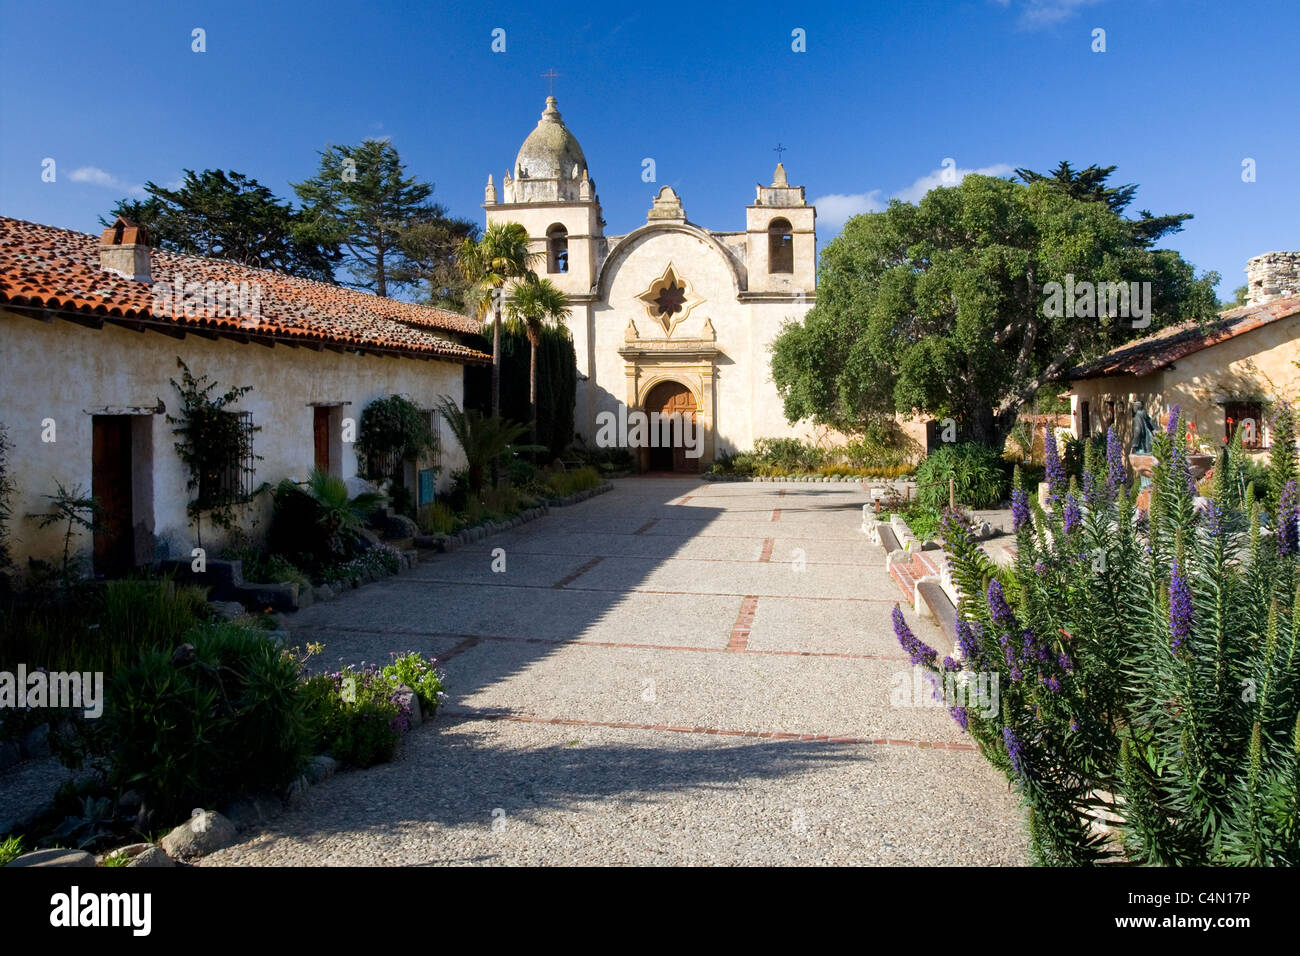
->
[0,216,487,577]
[1066,253,1300,456]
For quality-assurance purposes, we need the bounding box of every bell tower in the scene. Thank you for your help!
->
[745,163,816,295]
[483,96,603,296]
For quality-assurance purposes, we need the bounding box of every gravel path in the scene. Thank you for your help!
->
[203,477,1028,866]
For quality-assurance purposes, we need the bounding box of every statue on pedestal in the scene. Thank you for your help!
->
[1130,400,1156,455]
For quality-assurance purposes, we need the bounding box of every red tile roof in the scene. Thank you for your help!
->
[1069,296,1300,380]
[0,216,490,364]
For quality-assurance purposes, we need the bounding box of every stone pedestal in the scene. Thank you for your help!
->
[1128,453,1157,480]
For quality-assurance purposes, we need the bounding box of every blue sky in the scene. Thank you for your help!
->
[1,0,1296,299]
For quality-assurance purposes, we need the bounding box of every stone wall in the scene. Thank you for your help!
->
[1246,252,1300,305]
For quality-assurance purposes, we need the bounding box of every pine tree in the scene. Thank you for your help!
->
[293,139,448,298]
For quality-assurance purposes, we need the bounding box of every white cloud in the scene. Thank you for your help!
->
[892,162,1016,203]
[994,0,1103,28]
[68,166,146,197]
[809,191,885,232]
[814,164,1016,235]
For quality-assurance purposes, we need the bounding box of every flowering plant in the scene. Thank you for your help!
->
[898,414,1299,864]
[381,651,446,714]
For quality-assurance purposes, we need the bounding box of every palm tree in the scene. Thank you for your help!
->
[435,397,529,495]
[505,275,571,448]
[457,222,541,418]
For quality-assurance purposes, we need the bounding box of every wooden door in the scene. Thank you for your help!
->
[92,415,134,577]
[313,406,331,474]
[643,381,698,473]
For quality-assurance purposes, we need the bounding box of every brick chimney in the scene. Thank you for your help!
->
[1245,251,1300,305]
[99,216,151,282]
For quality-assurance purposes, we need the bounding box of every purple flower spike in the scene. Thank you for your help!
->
[1012,486,1030,532]
[1044,426,1065,502]
[1278,480,1298,557]
[1105,427,1126,491]
[1169,556,1194,655]
[1064,493,1081,534]
[1202,499,1224,538]
[891,605,938,667]
[987,579,1015,627]
[1003,726,1024,776]
[1081,470,1098,508]
[955,618,983,660]
[1165,404,1182,437]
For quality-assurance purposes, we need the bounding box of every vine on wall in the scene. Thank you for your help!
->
[166,357,262,543]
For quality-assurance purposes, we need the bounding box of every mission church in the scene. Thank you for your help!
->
[484,96,819,471]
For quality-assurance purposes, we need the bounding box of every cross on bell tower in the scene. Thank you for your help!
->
[541,69,560,96]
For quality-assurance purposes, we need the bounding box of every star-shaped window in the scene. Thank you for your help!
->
[653,282,687,317]
[636,264,704,335]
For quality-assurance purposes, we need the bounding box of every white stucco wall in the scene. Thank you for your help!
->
[0,309,468,570]
[568,226,813,457]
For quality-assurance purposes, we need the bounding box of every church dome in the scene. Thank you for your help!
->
[511,97,589,202]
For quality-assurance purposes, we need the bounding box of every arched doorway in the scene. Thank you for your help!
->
[642,380,698,473]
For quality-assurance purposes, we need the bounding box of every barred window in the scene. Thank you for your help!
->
[200,410,256,503]
[425,407,442,470]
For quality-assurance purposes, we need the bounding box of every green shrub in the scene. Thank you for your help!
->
[915,442,1008,509]
[753,437,825,473]
[546,466,602,497]
[900,503,943,541]
[319,546,401,587]
[709,432,917,479]
[707,451,756,478]
[481,481,522,517]
[267,471,384,573]
[355,394,435,484]
[1,577,204,674]
[97,623,308,820]
[302,665,405,768]
[228,547,313,592]
[101,578,207,650]
[418,501,459,535]
[572,443,634,473]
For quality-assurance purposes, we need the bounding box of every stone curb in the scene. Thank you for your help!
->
[413,482,614,554]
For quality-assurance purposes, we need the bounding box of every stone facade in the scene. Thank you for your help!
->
[484,97,819,469]
[1246,251,1300,305]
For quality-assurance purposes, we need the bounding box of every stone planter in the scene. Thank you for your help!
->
[1187,453,1215,480]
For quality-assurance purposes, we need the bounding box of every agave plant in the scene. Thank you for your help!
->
[303,469,385,557]
[901,418,1299,865]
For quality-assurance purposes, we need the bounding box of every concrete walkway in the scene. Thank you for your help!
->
[204,477,1027,866]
